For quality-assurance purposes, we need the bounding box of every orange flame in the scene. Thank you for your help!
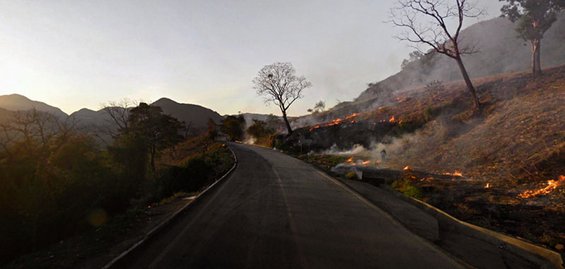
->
[403,166,412,171]
[443,170,463,177]
[518,175,565,199]
[484,183,491,189]
[346,156,354,164]
[309,124,321,131]
[308,112,360,132]
[345,113,359,120]
[389,116,396,123]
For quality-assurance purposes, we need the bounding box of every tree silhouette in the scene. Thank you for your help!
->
[390,0,483,111]
[127,103,183,174]
[500,0,564,77]
[253,62,312,135]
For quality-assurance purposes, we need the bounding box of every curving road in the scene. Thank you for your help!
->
[120,143,464,268]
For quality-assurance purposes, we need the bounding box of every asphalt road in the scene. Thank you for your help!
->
[121,143,464,268]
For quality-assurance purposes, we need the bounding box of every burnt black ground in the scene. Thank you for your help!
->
[118,143,464,269]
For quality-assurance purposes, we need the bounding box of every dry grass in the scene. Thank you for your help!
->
[374,66,565,184]
[384,67,565,252]
[303,66,565,252]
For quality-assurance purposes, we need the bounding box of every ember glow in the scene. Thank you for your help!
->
[403,166,412,171]
[484,183,491,189]
[442,170,463,177]
[309,113,360,131]
[389,116,396,123]
[345,113,359,120]
[342,156,374,167]
[518,175,565,199]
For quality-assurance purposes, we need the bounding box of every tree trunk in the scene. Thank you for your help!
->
[150,144,156,174]
[455,56,481,111]
[531,39,542,77]
[282,111,293,135]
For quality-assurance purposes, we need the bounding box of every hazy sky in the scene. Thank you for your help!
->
[0,0,502,116]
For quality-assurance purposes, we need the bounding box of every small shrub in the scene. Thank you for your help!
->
[391,179,423,199]
[345,171,358,180]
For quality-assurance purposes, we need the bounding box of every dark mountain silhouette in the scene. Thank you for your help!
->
[68,98,223,136]
[71,108,110,123]
[0,94,68,119]
[0,93,223,137]
[151,98,223,131]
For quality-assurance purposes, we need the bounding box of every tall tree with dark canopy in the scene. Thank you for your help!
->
[390,0,483,111]
[127,103,184,174]
[253,62,312,135]
[500,0,564,77]
[221,115,245,141]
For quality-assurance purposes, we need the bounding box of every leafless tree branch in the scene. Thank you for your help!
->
[253,62,312,135]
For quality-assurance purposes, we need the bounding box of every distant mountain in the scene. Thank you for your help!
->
[350,14,565,108]
[69,98,223,136]
[0,94,68,119]
[0,93,223,137]
[0,107,13,123]
[71,108,110,123]
[151,98,223,132]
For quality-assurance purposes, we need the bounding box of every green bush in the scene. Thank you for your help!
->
[391,179,423,199]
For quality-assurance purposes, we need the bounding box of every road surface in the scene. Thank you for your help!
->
[120,143,464,268]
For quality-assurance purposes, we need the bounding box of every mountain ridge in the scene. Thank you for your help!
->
[0,93,68,119]
[0,94,223,134]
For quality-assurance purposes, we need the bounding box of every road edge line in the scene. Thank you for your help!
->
[318,166,563,269]
[270,147,561,268]
[101,145,238,269]
[314,162,563,269]
[396,191,564,269]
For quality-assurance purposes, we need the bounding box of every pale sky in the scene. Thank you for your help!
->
[0,0,502,116]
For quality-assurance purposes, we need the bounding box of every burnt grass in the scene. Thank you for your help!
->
[287,66,565,253]
[298,153,565,254]
[413,177,565,252]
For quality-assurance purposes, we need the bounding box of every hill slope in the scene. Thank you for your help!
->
[324,15,565,117]
[151,98,223,132]
[383,68,564,182]
[68,98,223,136]
[0,94,67,119]
[289,66,565,251]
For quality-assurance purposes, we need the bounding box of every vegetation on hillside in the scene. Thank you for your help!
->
[0,103,234,266]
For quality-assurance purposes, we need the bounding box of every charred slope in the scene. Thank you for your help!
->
[383,67,565,183]
[325,14,565,115]
[290,65,565,184]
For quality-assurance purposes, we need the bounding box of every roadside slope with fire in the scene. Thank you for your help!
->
[285,66,564,252]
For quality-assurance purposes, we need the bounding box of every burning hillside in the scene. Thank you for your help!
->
[292,66,565,185]
[285,66,565,251]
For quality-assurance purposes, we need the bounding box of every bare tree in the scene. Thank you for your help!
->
[101,99,136,137]
[0,109,77,159]
[253,62,312,135]
[308,100,326,114]
[390,0,483,111]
